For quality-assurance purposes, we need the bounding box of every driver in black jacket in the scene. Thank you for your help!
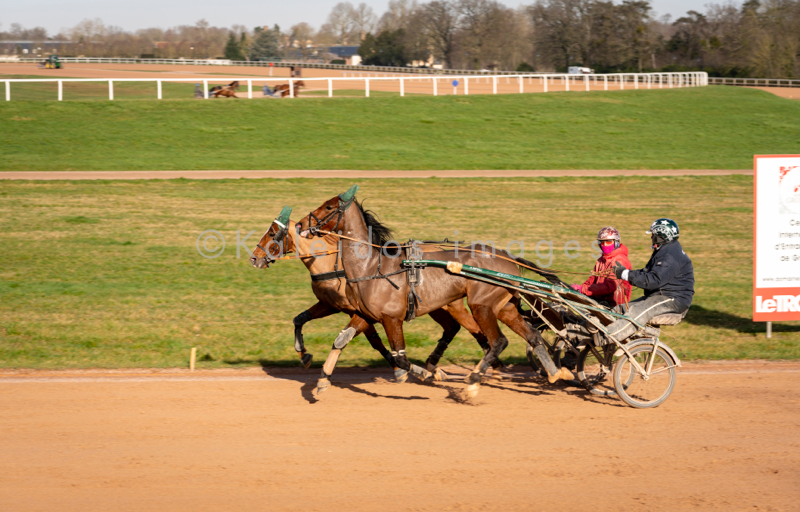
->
[602,218,694,343]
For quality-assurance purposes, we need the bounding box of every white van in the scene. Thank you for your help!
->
[568,66,594,74]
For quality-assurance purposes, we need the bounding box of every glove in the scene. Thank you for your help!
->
[614,261,626,280]
[570,284,581,291]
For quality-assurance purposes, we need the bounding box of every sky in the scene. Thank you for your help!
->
[4,0,708,37]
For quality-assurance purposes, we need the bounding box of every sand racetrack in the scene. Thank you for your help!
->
[1,361,799,511]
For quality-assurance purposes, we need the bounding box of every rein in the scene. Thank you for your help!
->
[316,230,608,279]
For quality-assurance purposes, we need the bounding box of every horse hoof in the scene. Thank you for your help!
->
[394,368,408,384]
[465,372,481,385]
[300,353,313,369]
[547,367,575,384]
[315,378,330,395]
[410,364,434,382]
[466,383,480,398]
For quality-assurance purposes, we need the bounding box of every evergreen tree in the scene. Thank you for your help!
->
[224,33,246,60]
[249,27,282,61]
[358,29,408,66]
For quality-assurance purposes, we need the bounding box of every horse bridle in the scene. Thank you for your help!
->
[305,195,355,237]
[256,218,290,265]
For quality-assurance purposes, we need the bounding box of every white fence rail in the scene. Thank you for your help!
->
[1,72,707,102]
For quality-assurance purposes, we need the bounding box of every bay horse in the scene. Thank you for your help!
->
[250,206,494,385]
[210,81,240,98]
[273,80,305,97]
[295,185,573,397]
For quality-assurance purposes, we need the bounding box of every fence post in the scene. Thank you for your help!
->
[492,76,497,94]
[157,79,162,99]
[4,81,8,101]
[519,76,523,93]
[328,78,333,97]
[544,76,548,93]
[585,74,589,91]
[365,78,370,97]
[566,75,570,91]
[604,75,608,91]
[464,77,469,95]
[620,75,624,90]
[58,80,63,101]
[108,80,114,100]
[203,80,209,98]
[433,77,437,96]
[289,78,294,98]
[248,79,252,99]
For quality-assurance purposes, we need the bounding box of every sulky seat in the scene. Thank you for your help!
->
[648,309,688,327]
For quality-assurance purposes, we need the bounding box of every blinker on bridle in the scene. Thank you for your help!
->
[256,206,292,264]
[306,184,359,236]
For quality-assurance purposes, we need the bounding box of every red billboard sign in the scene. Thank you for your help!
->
[754,155,800,321]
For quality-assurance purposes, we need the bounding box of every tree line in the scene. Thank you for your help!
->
[2,0,799,78]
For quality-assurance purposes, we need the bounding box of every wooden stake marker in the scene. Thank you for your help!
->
[190,347,197,371]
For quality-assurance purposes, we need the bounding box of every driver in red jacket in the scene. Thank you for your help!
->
[570,226,632,309]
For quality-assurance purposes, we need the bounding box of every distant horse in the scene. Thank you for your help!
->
[273,80,305,98]
[210,81,240,98]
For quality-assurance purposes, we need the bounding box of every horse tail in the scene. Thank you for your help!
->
[512,255,566,286]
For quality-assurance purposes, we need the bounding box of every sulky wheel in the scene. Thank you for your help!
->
[613,343,676,409]
[576,344,625,396]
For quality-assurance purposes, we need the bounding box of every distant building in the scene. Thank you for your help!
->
[325,46,361,66]
[0,40,77,55]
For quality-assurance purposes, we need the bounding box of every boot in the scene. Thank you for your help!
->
[533,345,572,383]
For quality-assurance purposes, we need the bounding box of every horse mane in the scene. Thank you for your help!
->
[354,200,395,250]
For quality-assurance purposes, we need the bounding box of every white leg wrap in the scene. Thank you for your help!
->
[333,327,357,349]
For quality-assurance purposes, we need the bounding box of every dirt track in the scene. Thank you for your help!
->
[1,361,798,511]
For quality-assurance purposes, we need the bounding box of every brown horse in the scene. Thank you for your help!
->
[210,81,240,98]
[295,185,573,397]
[273,80,305,97]
[250,207,493,384]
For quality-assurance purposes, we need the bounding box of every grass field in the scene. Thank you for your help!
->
[0,176,794,370]
[2,86,799,171]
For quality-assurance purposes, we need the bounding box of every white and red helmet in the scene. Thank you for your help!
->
[597,226,621,249]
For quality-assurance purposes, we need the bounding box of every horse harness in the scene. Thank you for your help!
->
[305,194,356,237]
[255,217,289,263]
[343,238,462,323]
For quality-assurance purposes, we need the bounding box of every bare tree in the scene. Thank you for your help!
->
[326,2,357,44]
[379,0,419,31]
[421,0,460,68]
[351,3,378,40]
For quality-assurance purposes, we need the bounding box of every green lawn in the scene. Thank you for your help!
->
[1,86,798,171]
[0,176,793,370]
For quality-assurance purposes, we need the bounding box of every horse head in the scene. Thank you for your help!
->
[251,206,295,269]
[296,185,358,238]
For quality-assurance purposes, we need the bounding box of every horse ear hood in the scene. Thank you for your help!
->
[277,206,292,225]
[339,185,359,202]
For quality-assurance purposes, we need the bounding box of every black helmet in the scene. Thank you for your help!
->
[646,218,679,243]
